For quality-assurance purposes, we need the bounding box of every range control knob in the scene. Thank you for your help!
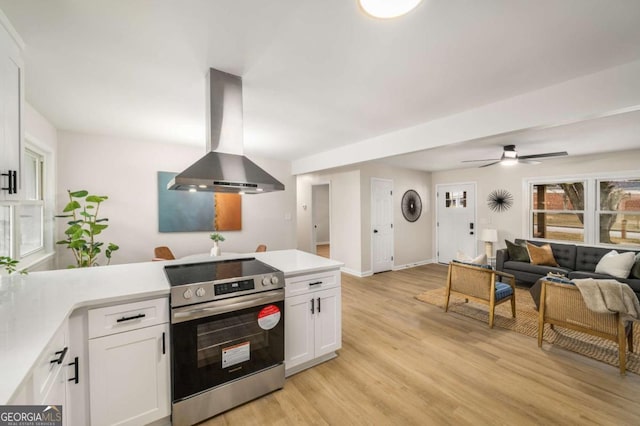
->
[183,289,193,299]
[262,277,271,286]
[270,276,279,285]
[196,287,206,297]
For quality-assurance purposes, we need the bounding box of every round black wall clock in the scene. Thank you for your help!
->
[401,190,422,222]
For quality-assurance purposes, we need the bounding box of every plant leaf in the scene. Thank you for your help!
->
[69,190,89,198]
[86,195,106,203]
[63,201,82,212]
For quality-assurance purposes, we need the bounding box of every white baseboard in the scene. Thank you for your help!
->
[315,241,330,245]
[392,259,435,271]
[340,267,373,277]
[340,260,435,277]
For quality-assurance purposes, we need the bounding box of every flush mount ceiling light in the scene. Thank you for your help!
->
[358,0,423,19]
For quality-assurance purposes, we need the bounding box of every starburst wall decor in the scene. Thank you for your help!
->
[487,189,513,212]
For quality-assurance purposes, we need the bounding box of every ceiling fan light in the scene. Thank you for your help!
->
[501,159,518,166]
[358,0,423,19]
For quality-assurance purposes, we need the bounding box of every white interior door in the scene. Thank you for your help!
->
[436,183,476,264]
[371,178,394,273]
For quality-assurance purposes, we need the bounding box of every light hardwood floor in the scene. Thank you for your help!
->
[316,244,330,259]
[202,264,640,425]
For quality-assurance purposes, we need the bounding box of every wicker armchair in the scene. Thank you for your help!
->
[153,246,175,261]
[445,261,516,328]
[538,280,634,375]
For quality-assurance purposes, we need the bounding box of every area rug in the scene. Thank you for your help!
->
[415,287,640,375]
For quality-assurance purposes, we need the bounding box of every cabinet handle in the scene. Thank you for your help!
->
[162,332,166,355]
[68,357,79,384]
[1,170,17,194]
[309,281,323,286]
[11,170,17,194]
[51,347,68,364]
[116,313,146,323]
[317,297,321,313]
[310,299,314,314]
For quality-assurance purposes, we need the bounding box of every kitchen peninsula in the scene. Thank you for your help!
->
[0,249,342,425]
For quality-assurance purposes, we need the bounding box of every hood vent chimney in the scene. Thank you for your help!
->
[167,68,284,194]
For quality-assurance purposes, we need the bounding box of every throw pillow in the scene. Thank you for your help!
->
[526,242,559,266]
[631,252,640,279]
[595,250,636,279]
[505,240,530,262]
[456,251,487,265]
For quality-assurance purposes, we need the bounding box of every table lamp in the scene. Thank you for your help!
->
[480,229,498,259]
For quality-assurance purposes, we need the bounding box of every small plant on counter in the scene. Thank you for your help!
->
[0,256,27,275]
[56,190,119,268]
[209,232,226,243]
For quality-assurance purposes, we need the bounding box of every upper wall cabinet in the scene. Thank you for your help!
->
[0,13,23,201]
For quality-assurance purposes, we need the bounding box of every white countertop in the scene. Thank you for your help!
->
[0,249,342,403]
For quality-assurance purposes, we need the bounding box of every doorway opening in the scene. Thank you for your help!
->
[312,183,331,258]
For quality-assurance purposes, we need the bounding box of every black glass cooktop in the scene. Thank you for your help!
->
[164,258,279,287]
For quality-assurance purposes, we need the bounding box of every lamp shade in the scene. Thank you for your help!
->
[480,229,498,242]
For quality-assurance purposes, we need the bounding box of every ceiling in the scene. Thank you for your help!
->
[1,0,640,171]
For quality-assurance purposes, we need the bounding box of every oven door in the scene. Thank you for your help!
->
[171,289,285,402]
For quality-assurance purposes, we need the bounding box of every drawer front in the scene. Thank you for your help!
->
[88,297,169,339]
[285,270,340,298]
[33,320,67,404]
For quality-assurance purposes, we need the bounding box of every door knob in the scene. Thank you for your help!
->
[373,229,378,233]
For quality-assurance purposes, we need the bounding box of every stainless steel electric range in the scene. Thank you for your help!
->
[164,258,285,426]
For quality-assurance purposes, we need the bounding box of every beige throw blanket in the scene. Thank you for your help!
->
[573,278,640,321]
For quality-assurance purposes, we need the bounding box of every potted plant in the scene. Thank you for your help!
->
[209,232,225,256]
[0,256,27,275]
[56,190,119,268]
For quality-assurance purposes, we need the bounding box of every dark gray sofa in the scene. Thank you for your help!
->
[496,239,640,300]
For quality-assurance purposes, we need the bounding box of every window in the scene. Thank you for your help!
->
[0,146,48,262]
[445,191,467,208]
[530,182,585,242]
[0,205,10,257]
[527,175,640,248]
[597,178,640,246]
[19,149,44,256]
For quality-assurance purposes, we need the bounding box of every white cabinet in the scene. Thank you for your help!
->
[88,298,170,426]
[8,320,70,425]
[32,319,68,407]
[0,18,23,200]
[284,269,342,376]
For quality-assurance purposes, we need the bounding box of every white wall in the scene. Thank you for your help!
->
[431,149,640,256]
[297,170,361,273]
[359,163,432,273]
[56,131,296,267]
[297,163,431,275]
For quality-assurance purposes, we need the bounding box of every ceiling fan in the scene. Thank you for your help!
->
[462,145,568,168]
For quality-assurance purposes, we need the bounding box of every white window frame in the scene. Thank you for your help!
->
[18,147,45,257]
[524,170,639,248]
[0,139,55,271]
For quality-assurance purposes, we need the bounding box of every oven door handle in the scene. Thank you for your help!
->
[171,289,284,323]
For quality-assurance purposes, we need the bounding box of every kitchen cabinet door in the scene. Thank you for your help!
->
[0,37,23,200]
[89,323,170,426]
[284,293,315,370]
[314,287,342,358]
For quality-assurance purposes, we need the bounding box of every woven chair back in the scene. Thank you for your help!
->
[543,282,618,335]
[449,263,493,301]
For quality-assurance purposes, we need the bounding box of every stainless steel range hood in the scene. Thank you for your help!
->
[167,68,284,194]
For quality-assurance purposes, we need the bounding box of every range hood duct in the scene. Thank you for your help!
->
[167,68,284,194]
